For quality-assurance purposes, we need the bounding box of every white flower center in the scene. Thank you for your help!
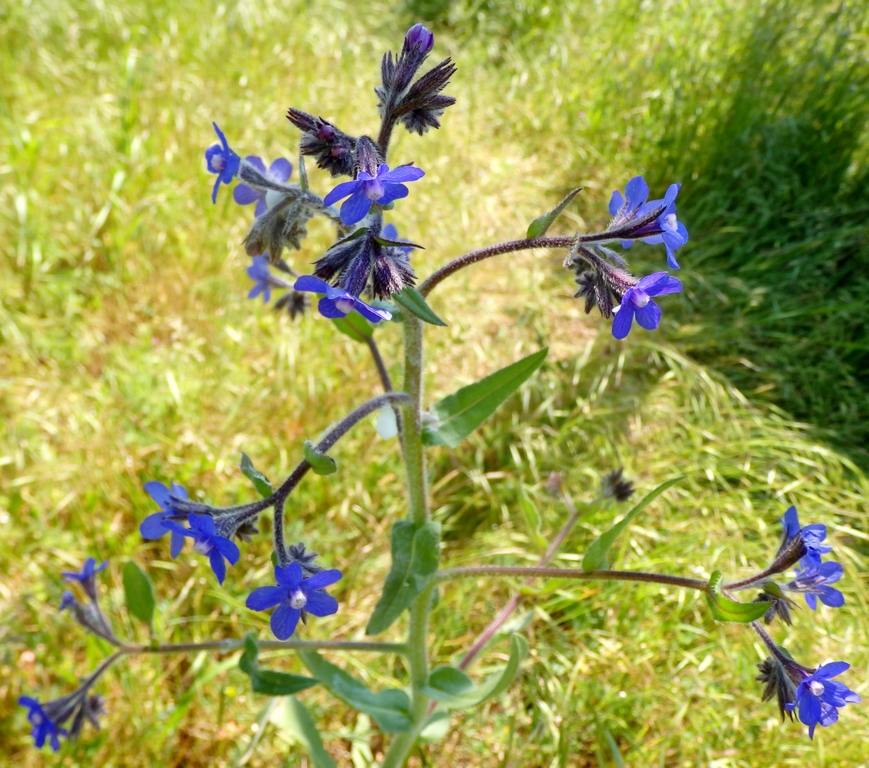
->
[334,298,355,314]
[289,588,307,610]
[631,289,650,308]
[194,539,214,556]
[808,680,825,697]
[212,154,226,172]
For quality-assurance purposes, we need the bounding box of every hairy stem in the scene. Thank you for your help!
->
[380,316,431,768]
[269,391,412,556]
[419,236,575,297]
[121,639,407,655]
[457,492,589,673]
[436,566,709,592]
[366,335,403,439]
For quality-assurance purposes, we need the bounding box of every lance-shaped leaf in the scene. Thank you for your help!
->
[304,440,338,476]
[366,521,440,635]
[240,452,273,498]
[331,311,374,342]
[122,561,155,626]
[300,651,412,733]
[705,571,771,623]
[423,348,548,448]
[526,187,583,239]
[440,634,528,710]
[582,477,683,572]
[421,666,474,702]
[269,696,337,768]
[393,286,447,327]
[238,633,318,696]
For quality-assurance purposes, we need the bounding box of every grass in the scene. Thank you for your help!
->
[1,0,867,765]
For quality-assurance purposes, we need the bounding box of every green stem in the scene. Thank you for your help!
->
[121,638,407,655]
[400,315,428,526]
[380,315,431,768]
[435,565,709,592]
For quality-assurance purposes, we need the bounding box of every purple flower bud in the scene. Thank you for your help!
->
[405,23,434,54]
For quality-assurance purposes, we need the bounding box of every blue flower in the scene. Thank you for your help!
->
[608,176,689,269]
[246,561,342,640]
[140,481,189,558]
[786,561,845,610]
[323,163,425,226]
[779,505,832,568]
[204,122,240,204]
[785,662,861,739]
[611,272,682,340]
[247,255,292,303]
[233,156,293,216]
[61,558,107,602]
[294,275,392,323]
[59,591,77,611]
[18,696,66,752]
[163,513,240,584]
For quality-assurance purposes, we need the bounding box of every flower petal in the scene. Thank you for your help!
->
[140,512,170,540]
[625,176,649,209]
[633,299,662,331]
[246,585,286,611]
[611,304,635,340]
[233,184,261,206]
[317,297,348,319]
[381,165,425,183]
[269,158,292,183]
[189,514,216,536]
[323,179,361,207]
[295,275,332,294]
[270,603,301,640]
[209,550,227,584]
[608,190,624,216]
[339,187,373,225]
[304,569,343,590]
[214,536,241,564]
[170,530,186,558]
[376,183,409,206]
[303,591,339,617]
[144,481,172,508]
[275,562,304,589]
[815,661,849,679]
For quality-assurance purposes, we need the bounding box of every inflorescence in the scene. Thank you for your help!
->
[20,20,859,756]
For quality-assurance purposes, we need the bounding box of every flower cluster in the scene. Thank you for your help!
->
[139,480,342,639]
[20,558,111,751]
[567,175,688,339]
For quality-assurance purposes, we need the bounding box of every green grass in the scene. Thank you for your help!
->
[1,0,868,765]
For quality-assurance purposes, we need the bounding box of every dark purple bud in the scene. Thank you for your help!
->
[405,23,434,54]
[287,108,357,177]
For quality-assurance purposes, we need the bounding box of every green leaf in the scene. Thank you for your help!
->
[393,286,447,327]
[374,236,424,251]
[122,560,155,626]
[421,666,474,701]
[300,651,412,733]
[444,634,528,710]
[582,477,683,572]
[423,348,548,448]
[298,154,309,193]
[705,571,771,623]
[331,311,374,343]
[269,697,337,768]
[304,440,338,476]
[526,187,584,238]
[238,633,318,696]
[366,521,440,635]
[240,452,273,498]
[420,710,451,743]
